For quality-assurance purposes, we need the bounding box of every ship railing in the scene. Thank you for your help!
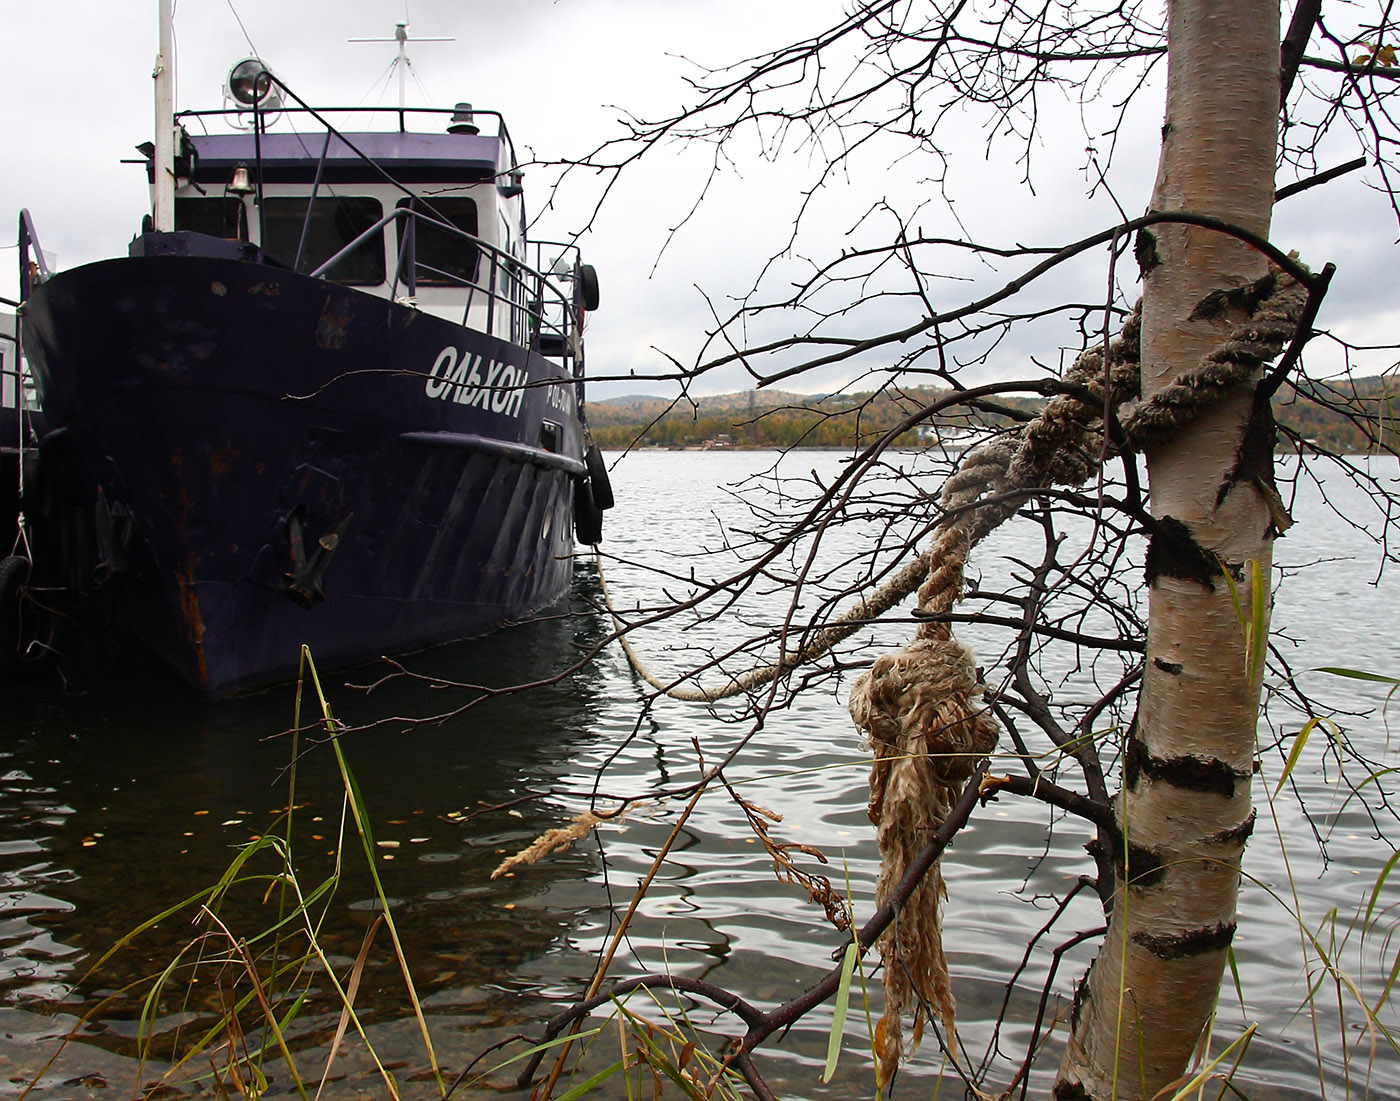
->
[1,286,38,561]
[183,70,582,363]
[178,71,519,298]
[177,104,517,174]
[1,297,18,418]
[306,206,582,360]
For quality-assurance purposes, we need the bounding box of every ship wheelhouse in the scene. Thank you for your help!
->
[160,106,573,354]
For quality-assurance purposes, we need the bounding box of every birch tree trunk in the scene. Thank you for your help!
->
[1056,2,1281,1097]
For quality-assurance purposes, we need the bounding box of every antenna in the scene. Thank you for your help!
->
[349,16,453,109]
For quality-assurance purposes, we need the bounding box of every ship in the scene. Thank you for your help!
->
[4,43,613,698]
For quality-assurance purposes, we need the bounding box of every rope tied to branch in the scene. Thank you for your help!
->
[849,265,1307,1084]
[572,267,1306,1087]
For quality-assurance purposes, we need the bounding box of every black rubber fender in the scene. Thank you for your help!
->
[584,443,614,511]
[573,477,604,545]
[578,263,600,312]
[0,555,66,681]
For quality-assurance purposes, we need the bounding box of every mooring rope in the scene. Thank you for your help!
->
[595,543,934,704]
[591,267,1308,1082]
[853,268,1306,1081]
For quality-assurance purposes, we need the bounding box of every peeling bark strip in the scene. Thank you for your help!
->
[1071,969,1092,1032]
[1124,736,1252,797]
[1143,515,1221,588]
[1131,921,1237,959]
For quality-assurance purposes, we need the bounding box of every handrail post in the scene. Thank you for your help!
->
[492,253,503,337]
[293,130,334,273]
[252,96,266,251]
[17,211,51,303]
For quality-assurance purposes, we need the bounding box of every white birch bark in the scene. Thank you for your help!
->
[1056,1,1281,1097]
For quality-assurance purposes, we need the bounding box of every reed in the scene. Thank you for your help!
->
[19,647,437,1100]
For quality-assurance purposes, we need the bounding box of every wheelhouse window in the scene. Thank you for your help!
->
[395,198,479,285]
[262,196,385,285]
[175,196,248,240]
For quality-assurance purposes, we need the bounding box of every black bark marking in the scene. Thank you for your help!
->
[1153,657,1184,675]
[1205,809,1257,846]
[1135,228,1160,276]
[1118,842,1167,888]
[1132,921,1236,960]
[1070,967,1092,1033]
[1144,515,1221,589]
[1124,735,1249,797]
[1054,1081,1094,1101]
[1189,271,1277,321]
[1219,378,1281,515]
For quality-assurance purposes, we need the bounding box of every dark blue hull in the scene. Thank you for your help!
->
[22,254,585,697]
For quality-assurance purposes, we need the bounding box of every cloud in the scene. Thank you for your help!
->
[3,1,1393,401]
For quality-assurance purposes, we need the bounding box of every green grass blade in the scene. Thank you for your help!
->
[305,647,443,1092]
[822,941,859,1083]
[609,999,711,1100]
[1365,847,1400,928]
[451,1025,606,1092]
[1275,718,1322,797]
[1225,946,1245,1015]
[1162,1023,1256,1101]
[554,1058,629,1101]
[1316,667,1400,685]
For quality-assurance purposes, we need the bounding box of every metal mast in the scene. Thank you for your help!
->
[349,18,452,109]
[152,0,176,231]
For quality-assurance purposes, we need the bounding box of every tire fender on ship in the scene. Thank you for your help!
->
[0,555,66,681]
[578,264,601,313]
[573,477,604,545]
[584,443,614,511]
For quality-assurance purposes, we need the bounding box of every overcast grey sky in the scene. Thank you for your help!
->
[2,1,1394,399]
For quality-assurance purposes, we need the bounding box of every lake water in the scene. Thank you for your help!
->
[0,448,1397,1100]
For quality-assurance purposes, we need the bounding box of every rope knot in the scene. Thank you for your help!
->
[852,266,1309,1082]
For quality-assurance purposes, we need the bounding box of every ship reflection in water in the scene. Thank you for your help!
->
[0,566,613,1096]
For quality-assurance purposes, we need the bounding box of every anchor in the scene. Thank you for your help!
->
[281,506,352,609]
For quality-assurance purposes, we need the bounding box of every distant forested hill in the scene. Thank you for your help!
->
[587,377,1398,454]
[587,386,1034,449]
